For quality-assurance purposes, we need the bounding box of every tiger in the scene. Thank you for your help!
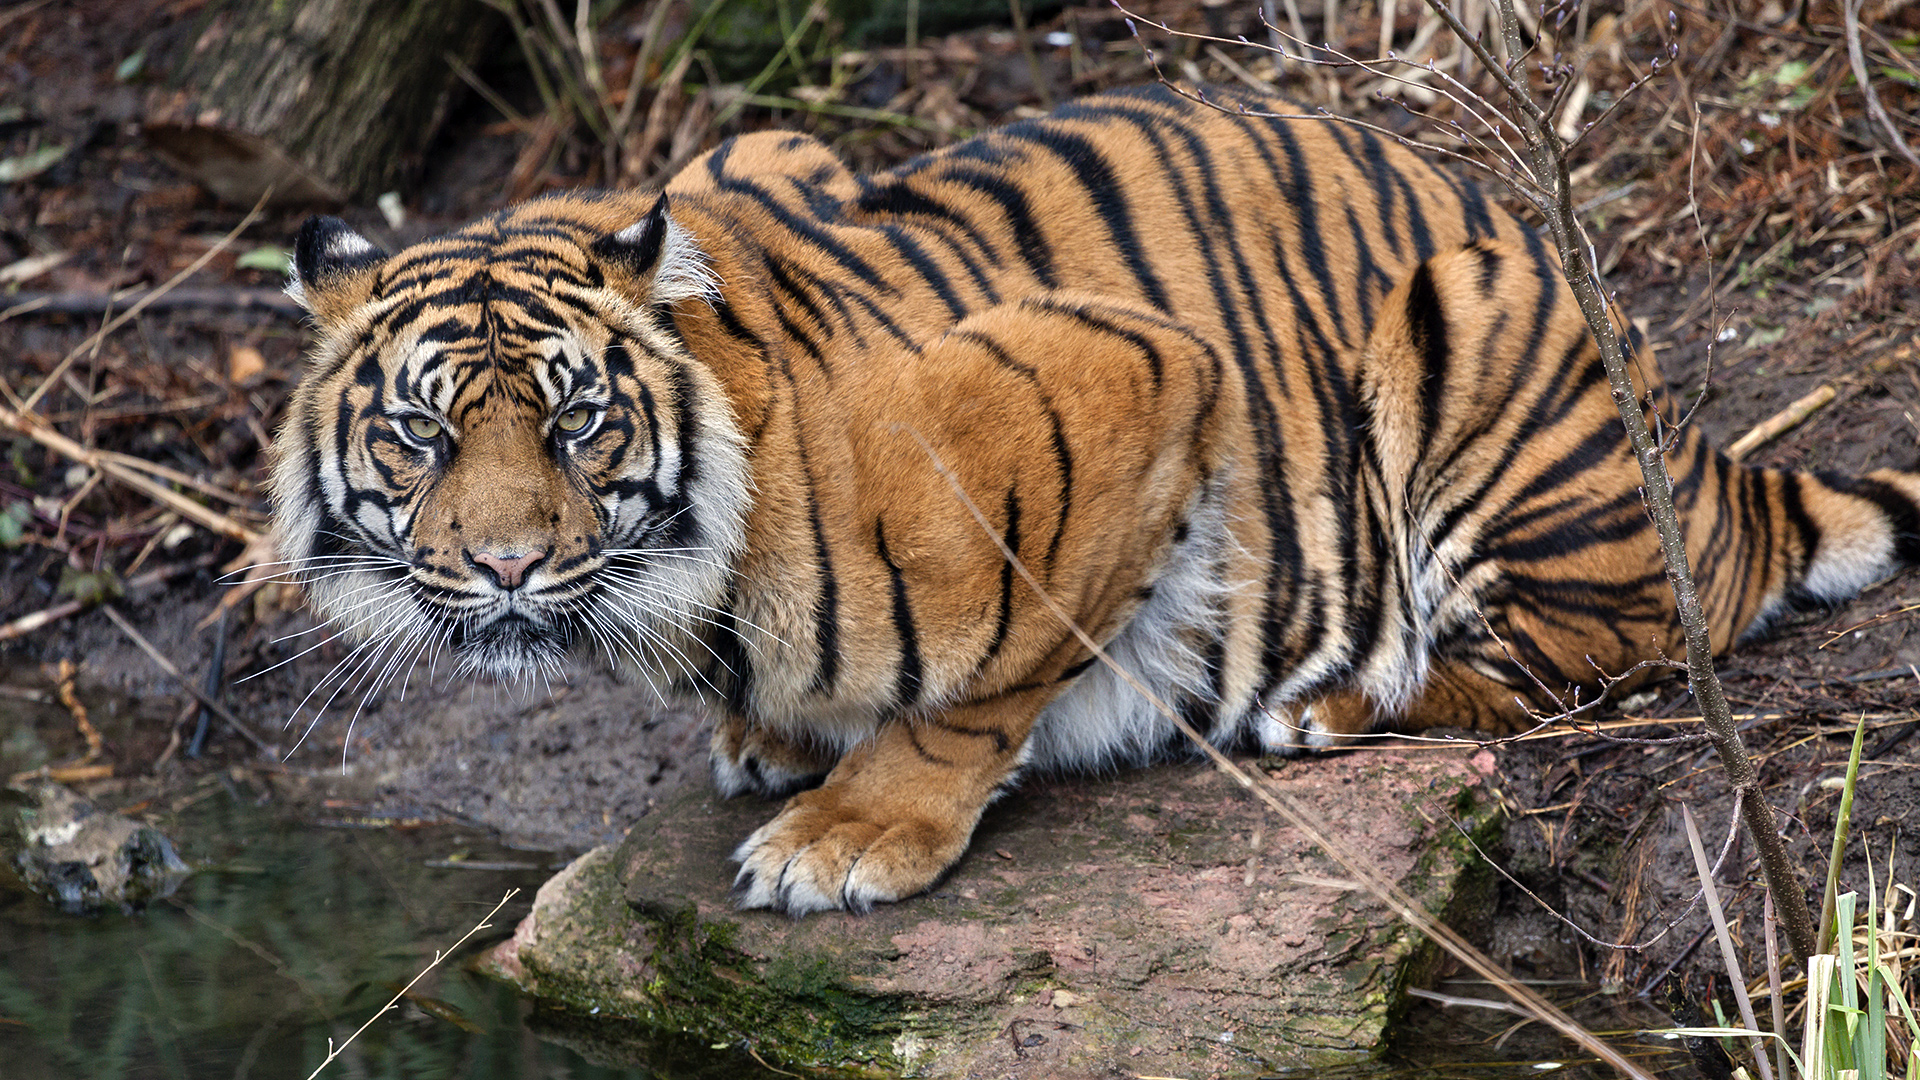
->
[269,84,1920,917]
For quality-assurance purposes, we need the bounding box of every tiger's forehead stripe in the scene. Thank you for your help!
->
[356,235,637,429]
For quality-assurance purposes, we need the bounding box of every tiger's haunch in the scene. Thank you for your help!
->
[271,85,1920,916]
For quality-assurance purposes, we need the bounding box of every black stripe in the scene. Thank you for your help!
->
[711,605,754,715]
[906,725,954,765]
[765,257,832,338]
[999,120,1171,310]
[663,361,702,535]
[807,499,840,694]
[876,224,969,321]
[1777,472,1822,579]
[1019,296,1168,391]
[856,178,995,254]
[938,164,1059,289]
[874,520,923,711]
[980,488,1022,668]
[1347,123,1404,261]
[711,174,891,293]
[709,297,761,346]
[854,178,1003,303]
[1742,459,1775,603]
[1404,262,1449,446]
[953,330,1075,568]
[1821,474,1920,565]
[931,716,1011,755]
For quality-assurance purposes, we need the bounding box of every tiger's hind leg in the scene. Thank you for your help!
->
[1257,656,1599,753]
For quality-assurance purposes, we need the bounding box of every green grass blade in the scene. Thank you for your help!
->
[1838,891,1861,1069]
[1819,716,1869,953]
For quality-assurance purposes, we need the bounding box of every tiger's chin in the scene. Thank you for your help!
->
[451,614,573,680]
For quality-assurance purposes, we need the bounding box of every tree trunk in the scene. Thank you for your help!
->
[144,0,502,206]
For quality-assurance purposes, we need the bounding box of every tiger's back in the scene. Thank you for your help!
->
[663,86,1536,751]
[274,84,1920,916]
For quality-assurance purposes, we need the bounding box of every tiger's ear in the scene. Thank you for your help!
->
[590,194,720,307]
[288,216,389,324]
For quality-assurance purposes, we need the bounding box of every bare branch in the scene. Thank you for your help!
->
[1842,0,1920,170]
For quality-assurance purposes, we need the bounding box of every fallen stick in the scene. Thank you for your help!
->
[0,403,264,543]
[0,287,304,323]
[1723,344,1910,464]
[1725,383,1837,463]
[0,552,221,643]
[100,603,274,755]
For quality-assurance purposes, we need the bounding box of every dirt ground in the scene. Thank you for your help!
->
[4,0,1920,1048]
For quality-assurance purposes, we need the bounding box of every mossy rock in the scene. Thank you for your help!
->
[480,749,1504,1078]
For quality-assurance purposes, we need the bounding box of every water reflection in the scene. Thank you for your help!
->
[0,729,1690,1079]
[0,783,673,1080]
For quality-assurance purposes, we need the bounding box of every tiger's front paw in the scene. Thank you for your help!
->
[709,716,835,798]
[730,786,970,916]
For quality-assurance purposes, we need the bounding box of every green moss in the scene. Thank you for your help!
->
[630,903,910,1072]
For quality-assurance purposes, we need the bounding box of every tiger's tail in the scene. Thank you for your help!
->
[1676,436,1920,651]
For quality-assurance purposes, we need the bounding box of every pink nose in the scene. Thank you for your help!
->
[470,549,544,590]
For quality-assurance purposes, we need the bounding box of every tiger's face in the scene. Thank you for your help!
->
[268,196,748,692]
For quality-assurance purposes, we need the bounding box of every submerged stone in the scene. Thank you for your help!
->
[481,749,1502,1078]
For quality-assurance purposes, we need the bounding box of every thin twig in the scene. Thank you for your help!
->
[305,890,519,1080]
[1682,802,1775,1080]
[100,603,274,753]
[1764,892,1790,1080]
[1842,0,1920,170]
[19,193,271,413]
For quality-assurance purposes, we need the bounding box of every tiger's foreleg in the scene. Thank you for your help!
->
[724,291,1237,916]
[729,692,1044,915]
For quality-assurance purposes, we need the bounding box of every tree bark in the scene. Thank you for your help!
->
[144,0,502,206]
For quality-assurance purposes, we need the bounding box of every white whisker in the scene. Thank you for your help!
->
[594,568,787,650]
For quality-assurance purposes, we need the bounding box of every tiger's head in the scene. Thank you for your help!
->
[268,193,749,690]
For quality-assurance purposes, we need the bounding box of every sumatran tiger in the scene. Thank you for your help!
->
[269,84,1920,916]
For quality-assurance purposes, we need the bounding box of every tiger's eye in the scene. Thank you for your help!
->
[405,417,443,441]
[556,407,594,433]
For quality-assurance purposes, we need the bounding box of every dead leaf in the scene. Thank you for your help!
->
[0,251,69,286]
[0,143,69,184]
[228,344,265,383]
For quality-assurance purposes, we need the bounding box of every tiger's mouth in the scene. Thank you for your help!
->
[449,610,573,679]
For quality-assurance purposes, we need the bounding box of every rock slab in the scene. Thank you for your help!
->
[482,749,1502,1078]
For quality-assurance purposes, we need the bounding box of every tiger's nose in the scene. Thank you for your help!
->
[469,549,545,590]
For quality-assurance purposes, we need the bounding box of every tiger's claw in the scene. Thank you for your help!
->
[729,790,965,915]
